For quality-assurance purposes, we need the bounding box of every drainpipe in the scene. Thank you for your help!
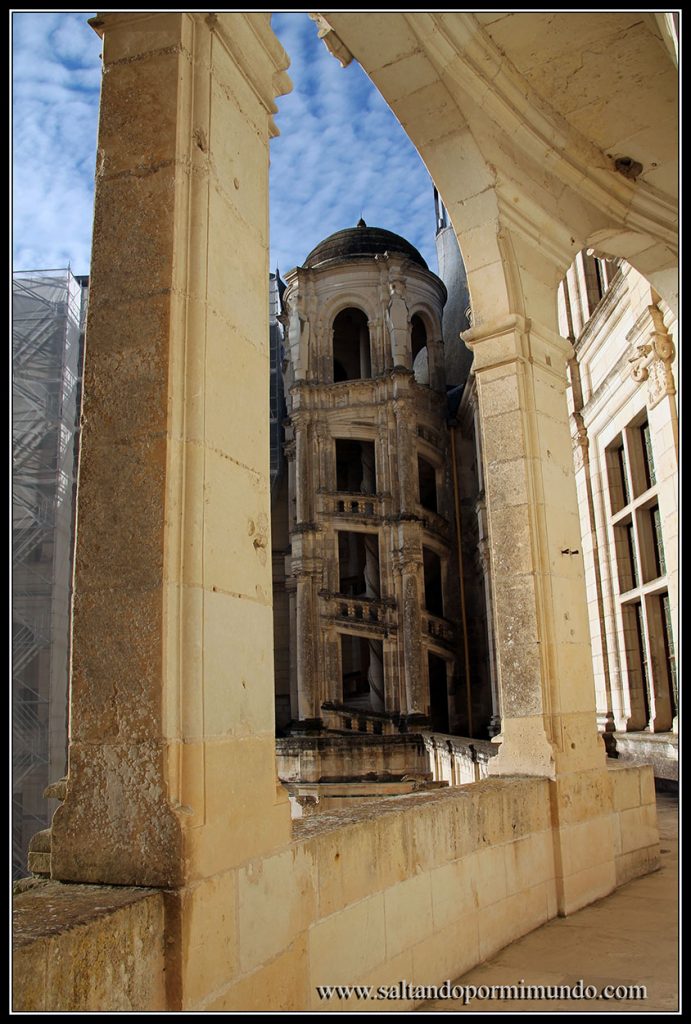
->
[449,421,473,736]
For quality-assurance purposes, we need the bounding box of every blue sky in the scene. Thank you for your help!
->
[12,12,440,278]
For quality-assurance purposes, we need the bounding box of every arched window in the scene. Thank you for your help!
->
[411,313,429,385]
[333,307,371,381]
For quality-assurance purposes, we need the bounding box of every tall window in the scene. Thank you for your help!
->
[411,313,429,385]
[333,308,371,381]
[606,418,676,731]
[418,455,438,513]
[336,439,376,494]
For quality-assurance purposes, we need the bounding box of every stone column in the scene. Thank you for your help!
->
[386,280,410,368]
[316,421,333,493]
[477,533,501,738]
[295,570,320,722]
[392,383,417,516]
[465,314,605,779]
[286,581,299,720]
[293,411,312,525]
[401,570,425,718]
[466,307,629,915]
[367,317,383,376]
[396,527,425,719]
[50,13,293,899]
[363,532,384,711]
[284,435,297,532]
[427,336,445,392]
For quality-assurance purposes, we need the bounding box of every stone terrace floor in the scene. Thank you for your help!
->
[419,792,679,1013]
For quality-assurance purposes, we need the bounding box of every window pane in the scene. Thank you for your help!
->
[642,422,656,488]
[626,523,639,588]
[661,593,677,710]
[651,506,666,577]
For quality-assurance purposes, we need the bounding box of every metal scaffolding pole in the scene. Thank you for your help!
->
[12,268,86,878]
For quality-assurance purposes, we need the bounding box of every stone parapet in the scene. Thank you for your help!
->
[14,765,657,1011]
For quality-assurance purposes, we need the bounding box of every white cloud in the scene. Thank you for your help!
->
[12,12,101,275]
[269,13,438,276]
[12,12,440,279]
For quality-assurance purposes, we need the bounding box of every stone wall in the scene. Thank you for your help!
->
[13,764,657,1012]
[13,882,167,1011]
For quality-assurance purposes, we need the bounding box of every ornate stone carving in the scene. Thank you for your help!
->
[627,305,676,408]
[385,279,411,369]
[571,411,589,472]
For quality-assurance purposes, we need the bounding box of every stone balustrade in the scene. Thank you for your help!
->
[331,492,380,518]
[321,593,397,630]
[416,504,451,540]
[423,611,456,645]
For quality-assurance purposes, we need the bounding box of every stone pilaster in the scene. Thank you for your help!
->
[392,378,418,516]
[295,571,320,722]
[293,411,313,526]
[465,314,605,779]
[50,12,292,889]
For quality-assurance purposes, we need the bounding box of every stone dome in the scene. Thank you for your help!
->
[303,221,428,271]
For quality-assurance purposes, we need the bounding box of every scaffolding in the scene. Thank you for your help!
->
[12,268,86,878]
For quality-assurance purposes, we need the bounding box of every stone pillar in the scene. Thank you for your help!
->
[284,434,297,530]
[428,336,445,392]
[363,532,384,710]
[367,317,383,376]
[477,533,501,738]
[392,384,417,516]
[396,529,425,719]
[287,581,299,720]
[465,314,605,779]
[50,13,292,896]
[293,411,312,525]
[466,308,627,915]
[316,421,333,492]
[295,570,320,722]
[386,280,410,368]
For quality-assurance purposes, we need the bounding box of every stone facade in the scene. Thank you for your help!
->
[12,11,676,1012]
[275,223,462,738]
[560,253,678,779]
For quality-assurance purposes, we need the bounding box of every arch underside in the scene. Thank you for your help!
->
[314,12,678,321]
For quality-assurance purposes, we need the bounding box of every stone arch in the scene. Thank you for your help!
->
[321,291,376,328]
[44,11,672,936]
[584,228,678,316]
[315,12,678,326]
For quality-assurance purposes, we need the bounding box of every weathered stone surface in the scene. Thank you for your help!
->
[21,9,673,1014]
[13,881,166,1012]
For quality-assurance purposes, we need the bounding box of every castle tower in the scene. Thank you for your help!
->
[276,221,461,737]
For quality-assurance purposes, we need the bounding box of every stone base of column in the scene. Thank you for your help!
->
[487,717,557,778]
[489,712,608,779]
[549,763,659,916]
